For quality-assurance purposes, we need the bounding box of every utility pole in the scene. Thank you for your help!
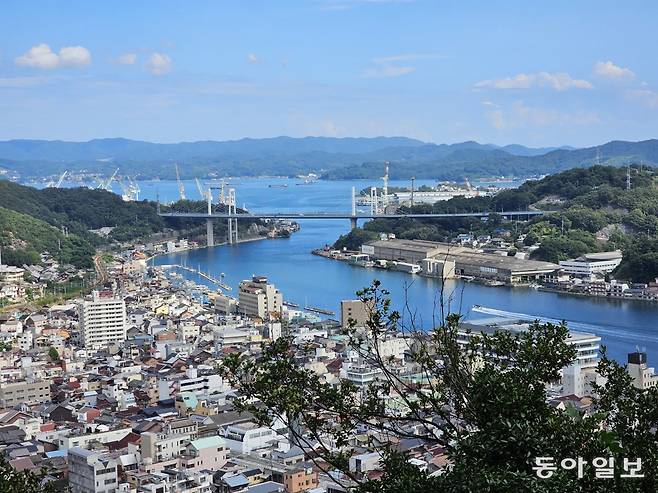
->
[410,177,415,207]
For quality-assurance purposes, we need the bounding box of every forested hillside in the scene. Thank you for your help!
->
[0,180,264,268]
[335,166,658,282]
[3,137,658,182]
[0,207,94,267]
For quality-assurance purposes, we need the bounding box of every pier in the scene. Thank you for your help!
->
[159,264,232,291]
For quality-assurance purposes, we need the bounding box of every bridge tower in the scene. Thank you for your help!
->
[370,187,379,216]
[381,162,389,211]
[350,186,358,229]
[219,179,226,205]
[206,188,214,247]
[227,188,238,245]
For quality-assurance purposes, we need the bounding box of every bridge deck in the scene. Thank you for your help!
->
[158,210,550,219]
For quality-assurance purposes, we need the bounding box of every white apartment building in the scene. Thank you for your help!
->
[238,276,282,319]
[457,320,601,371]
[68,447,119,493]
[0,264,25,283]
[158,367,228,401]
[58,427,133,450]
[141,419,198,463]
[559,250,623,277]
[220,421,278,454]
[340,362,383,387]
[215,294,238,315]
[79,290,127,349]
[627,352,658,389]
[562,364,605,398]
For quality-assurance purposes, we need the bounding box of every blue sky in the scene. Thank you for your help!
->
[2,0,658,146]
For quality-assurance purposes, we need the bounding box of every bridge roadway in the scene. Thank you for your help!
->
[158,210,550,220]
[158,210,551,246]
[158,210,552,246]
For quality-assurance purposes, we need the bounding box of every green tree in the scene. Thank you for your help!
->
[0,453,57,493]
[221,281,658,492]
[333,228,379,251]
[48,346,59,362]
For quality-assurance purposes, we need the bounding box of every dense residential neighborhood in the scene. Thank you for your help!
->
[0,235,655,492]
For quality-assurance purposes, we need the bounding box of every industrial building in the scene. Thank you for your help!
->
[362,239,446,265]
[363,239,559,283]
[559,250,623,278]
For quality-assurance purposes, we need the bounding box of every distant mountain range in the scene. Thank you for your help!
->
[0,136,656,181]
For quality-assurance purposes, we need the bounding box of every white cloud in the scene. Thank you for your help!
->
[362,53,437,78]
[627,89,658,108]
[0,76,55,88]
[59,46,92,67]
[594,60,635,79]
[247,53,261,64]
[15,43,91,69]
[475,72,593,91]
[485,100,600,130]
[146,53,172,75]
[363,65,415,78]
[115,53,137,65]
[373,53,445,64]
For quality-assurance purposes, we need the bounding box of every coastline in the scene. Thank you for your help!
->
[144,233,281,264]
[312,248,658,305]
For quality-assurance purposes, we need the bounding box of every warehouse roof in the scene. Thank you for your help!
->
[368,239,557,274]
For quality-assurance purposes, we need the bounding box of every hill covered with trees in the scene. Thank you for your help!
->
[3,137,658,182]
[0,180,264,268]
[335,165,658,282]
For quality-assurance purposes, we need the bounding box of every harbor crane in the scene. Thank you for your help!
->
[195,177,210,200]
[97,168,119,191]
[55,170,68,187]
[47,170,68,188]
[175,163,186,200]
[120,176,140,201]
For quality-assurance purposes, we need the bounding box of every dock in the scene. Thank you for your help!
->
[159,264,232,291]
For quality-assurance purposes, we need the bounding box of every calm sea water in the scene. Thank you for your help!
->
[38,177,658,362]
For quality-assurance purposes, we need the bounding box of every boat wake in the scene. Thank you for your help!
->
[471,306,658,343]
